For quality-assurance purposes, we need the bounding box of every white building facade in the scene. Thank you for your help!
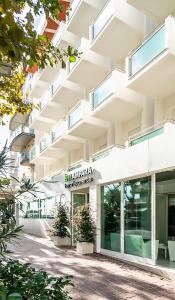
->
[9,0,175,273]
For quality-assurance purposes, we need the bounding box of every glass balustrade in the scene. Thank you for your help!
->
[92,74,113,109]
[67,0,81,22]
[20,152,30,164]
[130,127,164,146]
[39,97,48,111]
[30,147,36,161]
[52,125,62,143]
[40,138,50,152]
[51,73,62,95]
[129,25,166,77]
[68,104,82,128]
[92,0,113,40]
[92,146,113,162]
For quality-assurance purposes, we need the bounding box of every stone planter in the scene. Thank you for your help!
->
[54,236,71,247]
[76,241,94,254]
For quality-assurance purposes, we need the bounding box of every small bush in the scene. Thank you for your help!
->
[74,205,95,243]
[52,204,70,238]
[0,259,73,300]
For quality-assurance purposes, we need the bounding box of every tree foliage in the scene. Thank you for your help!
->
[0,260,73,300]
[0,0,80,122]
[74,205,95,243]
[0,143,39,256]
[52,203,70,238]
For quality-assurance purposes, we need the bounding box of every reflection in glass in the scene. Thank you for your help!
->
[92,74,113,108]
[124,177,151,258]
[130,25,165,77]
[101,183,121,252]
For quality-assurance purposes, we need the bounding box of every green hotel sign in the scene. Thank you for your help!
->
[65,167,94,188]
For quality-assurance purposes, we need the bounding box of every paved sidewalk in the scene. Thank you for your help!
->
[9,234,175,300]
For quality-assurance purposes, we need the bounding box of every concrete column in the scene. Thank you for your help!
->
[83,141,89,161]
[89,185,100,253]
[154,98,164,124]
[151,173,156,265]
[107,123,115,147]
[141,97,154,130]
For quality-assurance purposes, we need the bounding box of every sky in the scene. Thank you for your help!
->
[0,117,10,150]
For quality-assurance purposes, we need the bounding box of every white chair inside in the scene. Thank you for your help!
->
[168,241,175,261]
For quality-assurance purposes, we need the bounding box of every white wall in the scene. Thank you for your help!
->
[19,218,53,238]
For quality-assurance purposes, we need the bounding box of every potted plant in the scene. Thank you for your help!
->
[52,204,71,246]
[74,205,95,254]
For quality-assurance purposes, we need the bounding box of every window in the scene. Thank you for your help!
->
[124,177,151,258]
[101,183,121,252]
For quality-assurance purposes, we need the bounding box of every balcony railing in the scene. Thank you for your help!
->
[91,73,113,109]
[10,126,34,143]
[52,22,65,47]
[39,137,50,153]
[39,97,48,111]
[67,0,81,22]
[51,73,62,95]
[68,103,82,128]
[91,0,113,40]
[91,145,117,162]
[52,125,63,143]
[129,123,165,146]
[20,152,30,164]
[30,146,37,161]
[128,24,166,78]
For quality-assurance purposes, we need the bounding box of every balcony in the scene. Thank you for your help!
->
[129,126,164,146]
[67,0,106,38]
[90,0,144,65]
[38,66,60,85]
[9,113,29,131]
[90,69,142,122]
[126,16,175,98]
[52,21,79,50]
[68,100,109,139]
[38,135,66,163]
[127,0,175,22]
[29,71,49,98]
[20,152,30,165]
[10,126,35,152]
[67,38,111,90]
[29,91,67,131]
[51,70,84,108]
[29,109,56,131]
[51,120,85,151]
[91,145,114,162]
[38,91,67,120]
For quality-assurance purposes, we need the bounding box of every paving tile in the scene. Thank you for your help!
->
[8,233,175,300]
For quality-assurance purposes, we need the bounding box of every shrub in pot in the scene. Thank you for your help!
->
[52,204,71,246]
[74,205,95,254]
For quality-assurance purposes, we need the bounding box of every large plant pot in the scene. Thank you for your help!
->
[76,241,94,254]
[54,236,71,247]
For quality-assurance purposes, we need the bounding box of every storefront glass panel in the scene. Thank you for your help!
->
[101,183,121,252]
[124,176,151,258]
